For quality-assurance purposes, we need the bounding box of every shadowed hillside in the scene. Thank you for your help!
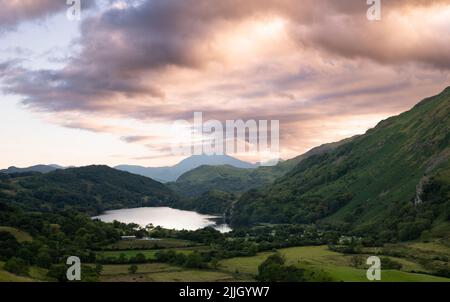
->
[0,165,178,215]
[169,138,356,200]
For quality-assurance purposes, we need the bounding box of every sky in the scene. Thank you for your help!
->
[1,0,450,169]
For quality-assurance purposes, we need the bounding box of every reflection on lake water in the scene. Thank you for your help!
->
[93,207,232,233]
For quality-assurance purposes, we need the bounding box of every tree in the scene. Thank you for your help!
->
[134,253,146,263]
[257,253,285,282]
[47,264,67,282]
[257,253,306,282]
[129,264,138,274]
[210,258,220,269]
[35,250,53,268]
[4,257,30,276]
[184,252,205,269]
[380,257,402,270]
[118,253,127,264]
[0,232,19,260]
[350,255,364,268]
[95,263,103,275]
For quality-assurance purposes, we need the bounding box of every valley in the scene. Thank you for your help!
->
[0,88,449,282]
[1,233,449,282]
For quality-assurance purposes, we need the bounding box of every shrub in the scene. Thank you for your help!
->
[35,250,53,268]
[257,253,305,282]
[129,264,138,274]
[4,257,29,276]
[47,264,68,281]
[0,232,19,260]
[349,255,364,268]
[380,257,402,270]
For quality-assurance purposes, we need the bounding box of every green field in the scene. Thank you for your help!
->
[1,242,449,282]
[0,261,44,282]
[99,263,236,282]
[142,270,235,282]
[218,253,272,275]
[407,241,450,254]
[101,263,181,275]
[0,227,32,243]
[218,245,450,282]
[0,270,34,282]
[97,246,206,261]
[103,238,197,250]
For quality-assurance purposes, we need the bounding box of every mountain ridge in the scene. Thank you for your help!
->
[115,154,258,182]
[0,164,63,174]
[0,165,178,215]
[231,86,450,241]
[168,137,356,199]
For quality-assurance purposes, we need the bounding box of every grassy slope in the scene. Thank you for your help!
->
[4,243,445,282]
[0,226,32,243]
[0,261,46,282]
[101,269,235,282]
[218,245,450,282]
[232,87,450,233]
[2,241,443,282]
[99,263,236,282]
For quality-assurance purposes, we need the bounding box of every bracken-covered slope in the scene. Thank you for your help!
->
[0,165,178,215]
[232,87,450,241]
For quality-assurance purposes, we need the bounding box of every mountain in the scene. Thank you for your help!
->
[169,138,356,199]
[0,165,178,215]
[115,154,258,182]
[231,87,450,241]
[0,164,63,174]
[168,165,274,198]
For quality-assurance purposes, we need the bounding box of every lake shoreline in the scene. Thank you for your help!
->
[92,206,232,233]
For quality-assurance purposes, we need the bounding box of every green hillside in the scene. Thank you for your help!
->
[0,165,178,215]
[232,87,450,241]
[169,165,276,198]
[0,227,32,243]
[171,190,237,215]
[169,138,354,200]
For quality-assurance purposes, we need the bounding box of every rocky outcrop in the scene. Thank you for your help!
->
[415,176,430,205]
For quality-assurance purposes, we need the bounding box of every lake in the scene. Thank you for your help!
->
[93,207,232,233]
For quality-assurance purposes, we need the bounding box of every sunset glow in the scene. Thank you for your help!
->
[1,0,450,168]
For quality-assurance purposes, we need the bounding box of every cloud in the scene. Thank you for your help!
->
[2,0,450,162]
[291,2,450,70]
[121,135,153,143]
[0,0,94,32]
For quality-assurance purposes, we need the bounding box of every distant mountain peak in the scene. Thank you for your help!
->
[0,164,62,174]
[115,154,257,182]
[175,154,257,169]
